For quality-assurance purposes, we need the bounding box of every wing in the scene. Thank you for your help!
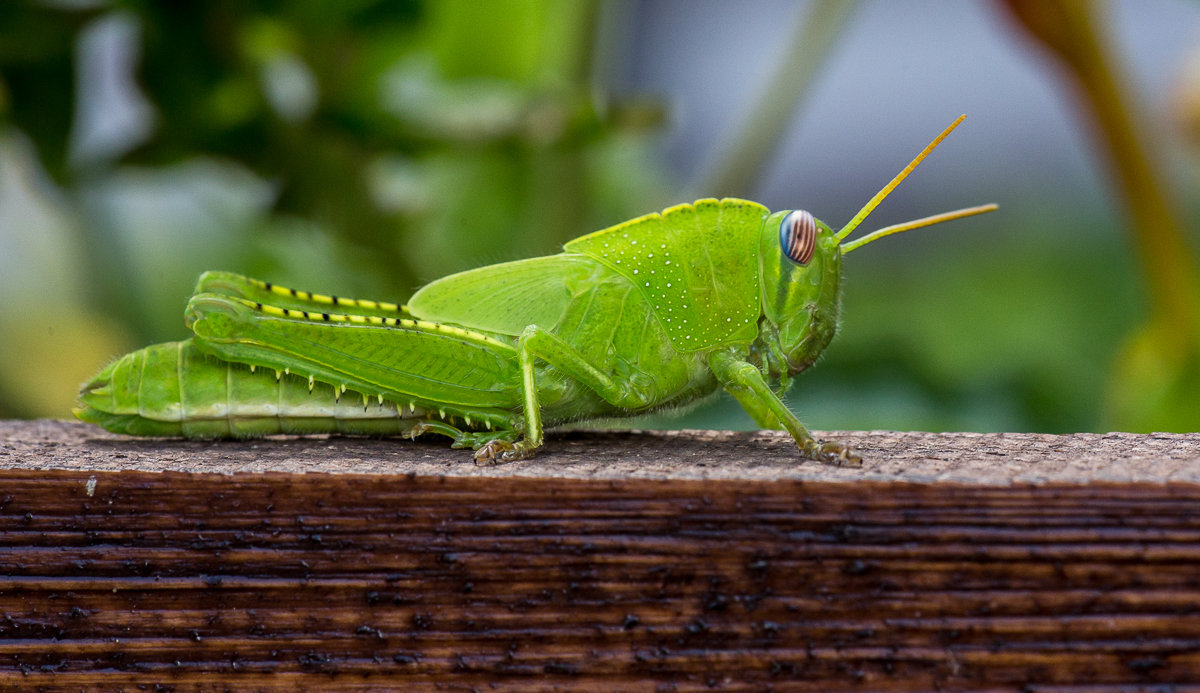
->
[407,254,602,336]
[564,198,768,351]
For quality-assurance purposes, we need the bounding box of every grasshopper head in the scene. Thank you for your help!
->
[759,208,843,375]
[758,115,997,377]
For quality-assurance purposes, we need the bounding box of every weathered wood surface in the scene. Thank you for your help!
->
[2,420,1200,691]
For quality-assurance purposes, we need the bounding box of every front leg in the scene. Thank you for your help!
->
[707,351,861,467]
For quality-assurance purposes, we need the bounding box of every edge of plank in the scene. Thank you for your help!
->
[3,420,1199,484]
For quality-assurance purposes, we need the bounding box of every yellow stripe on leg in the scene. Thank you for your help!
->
[236,298,515,351]
[249,278,407,313]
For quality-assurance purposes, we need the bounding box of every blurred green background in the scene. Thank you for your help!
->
[2,0,1199,434]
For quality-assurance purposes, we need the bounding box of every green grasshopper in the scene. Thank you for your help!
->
[77,115,995,465]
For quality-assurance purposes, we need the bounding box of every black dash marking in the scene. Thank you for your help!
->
[322,313,330,321]
[290,287,298,296]
[331,296,340,305]
[263,282,272,290]
[255,302,263,310]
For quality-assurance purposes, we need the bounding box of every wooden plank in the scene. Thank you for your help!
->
[1,420,1199,690]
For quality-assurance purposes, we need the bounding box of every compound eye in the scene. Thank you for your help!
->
[780,210,817,265]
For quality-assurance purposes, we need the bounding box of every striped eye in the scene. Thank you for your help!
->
[779,210,817,265]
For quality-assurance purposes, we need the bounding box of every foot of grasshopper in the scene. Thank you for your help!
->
[804,440,862,468]
[473,438,537,465]
[406,420,526,460]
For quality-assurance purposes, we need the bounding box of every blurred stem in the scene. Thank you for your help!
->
[695,0,858,197]
[546,0,598,85]
[1002,0,1200,339]
[531,0,596,253]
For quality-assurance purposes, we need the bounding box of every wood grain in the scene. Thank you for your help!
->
[2,420,1200,690]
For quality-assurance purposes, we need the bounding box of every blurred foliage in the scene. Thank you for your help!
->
[0,0,666,418]
[1002,0,1200,432]
[0,0,1197,437]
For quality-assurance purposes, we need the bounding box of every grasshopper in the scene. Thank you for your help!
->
[77,115,995,465]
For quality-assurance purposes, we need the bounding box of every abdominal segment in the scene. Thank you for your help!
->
[76,340,510,439]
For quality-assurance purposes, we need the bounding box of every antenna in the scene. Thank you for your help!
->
[836,114,969,242]
[841,203,998,253]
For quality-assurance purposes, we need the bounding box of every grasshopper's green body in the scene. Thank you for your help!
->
[77,117,995,464]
